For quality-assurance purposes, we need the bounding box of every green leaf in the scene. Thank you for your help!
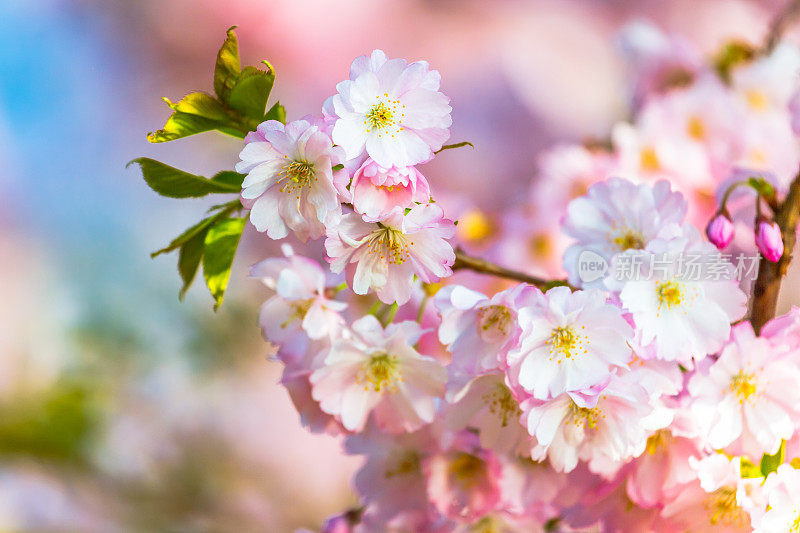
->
[129,158,242,198]
[211,170,246,189]
[150,205,238,258]
[214,26,241,101]
[264,100,286,123]
[163,92,228,121]
[178,230,208,300]
[203,217,246,310]
[147,111,227,143]
[229,64,275,121]
[760,440,786,477]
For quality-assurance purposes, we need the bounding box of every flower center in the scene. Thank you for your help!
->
[730,371,757,403]
[656,280,683,309]
[612,228,645,251]
[447,452,486,489]
[278,159,317,197]
[359,352,401,393]
[482,383,522,427]
[365,95,404,136]
[384,450,420,479]
[687,115,706,140]
[546,326,588,362]
[280,298,313,329]
[568,401,603,430]
[640,147,660,171]
[704,486,749,527]
[476,305,513,341]
[366,226,412,266]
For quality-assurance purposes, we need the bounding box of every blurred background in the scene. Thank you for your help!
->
[0,0,797,530]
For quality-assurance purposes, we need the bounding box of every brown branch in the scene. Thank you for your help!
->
[452,248,570,291]
[750,172,800,333]
[762,0,800,55]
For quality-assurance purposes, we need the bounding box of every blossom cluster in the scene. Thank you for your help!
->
[238,27,800,533]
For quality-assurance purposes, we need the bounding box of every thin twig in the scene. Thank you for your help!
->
[452,248,571,291]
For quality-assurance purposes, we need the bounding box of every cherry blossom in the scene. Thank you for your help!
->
[236,118,347,241]
[325,203,455,305]
[329,49,452,168]
[507,287,633,400]
[688,322,800,458]
[310,316,446,433]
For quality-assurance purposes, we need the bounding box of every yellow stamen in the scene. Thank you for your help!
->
[730,372,757,403]
[656,280,682,309]
[704,486,749,527]
[358,353,401,393]
[482,382,521,427]
[612,229,645,251]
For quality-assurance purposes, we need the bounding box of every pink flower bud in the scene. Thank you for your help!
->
[755,219,784,263]
[705,212,734,250]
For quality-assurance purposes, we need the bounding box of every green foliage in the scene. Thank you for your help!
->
[178,230,208,300]
[146,201,244,307]
[214,26,241,101]
[202,218,246,310]
[760,440,786,477]
[0,380,100,463]
[134,28,286,308]
[147,26,285,143]
[128,158,243,198]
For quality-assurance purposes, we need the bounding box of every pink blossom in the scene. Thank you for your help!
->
[423,432,503,522]
[325,203,455,305]
[499,456,567,522]
[760,306,800,352]
[706,211,735,250]
[441,372,529,455]
[250,245,346,363]
[562,178,687,288]
[507,287,633,401]
[755,218,784,262]
[329,49,452,168]
[348,158,431,221]
[754,464,800,533]
[625,427,701,508]
[688,322,800,458]
[661,454,758,532]
[236,118,347,241]
[522,372,656,475]
[310,316,446,433]
[435,283,540,392]
[618,223,747,364]
[345,425,436,527]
